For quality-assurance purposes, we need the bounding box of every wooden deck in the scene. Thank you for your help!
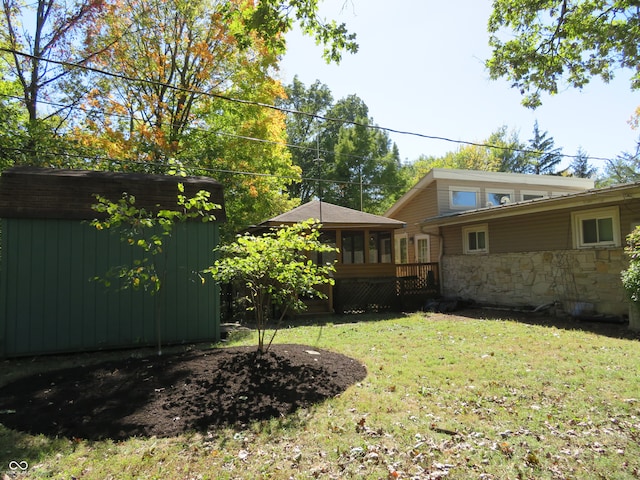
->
[326,262,441,314]
[221,263,440,320]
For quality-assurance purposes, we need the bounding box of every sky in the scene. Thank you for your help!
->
[279,0,640,171]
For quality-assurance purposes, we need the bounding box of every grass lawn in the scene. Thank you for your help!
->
[2,309,640,479]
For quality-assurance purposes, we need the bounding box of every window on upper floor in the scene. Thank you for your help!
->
[571,207,621,249]
[462,224,489,254]
[521,190,547,201]
[450,187,479,209]
[486,190,514,206]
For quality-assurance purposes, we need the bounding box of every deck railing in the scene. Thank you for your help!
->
[396,262,440,285]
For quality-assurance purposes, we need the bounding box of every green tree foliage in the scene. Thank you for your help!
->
[74,0,356,166]
[0,0,104,166]
[76,0,276,163]
[622,225,640,307]
[524,121,564,175]
[487,1,640,108]
[184,76,301,240]
[602,142,640,185]
[488,126,529,173]
[328,119,404,213]
[0,73,25,168]
[68,0,354,234]
[281,76,334,202]
[1,0,104,123]
[239,0,358,63]
[281,79,406,214]
[403,126,528,186]
[206,219,337,353]
[569,147,597,178]
[1,0,356,164]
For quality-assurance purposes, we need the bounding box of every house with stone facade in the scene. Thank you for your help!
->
[385,168,594,266]
[415,179,640,317]
[387,172,640,316]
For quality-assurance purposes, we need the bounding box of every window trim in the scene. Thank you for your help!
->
[462,223,489,254]
[414,234,431,263]
[571,206,621,249]
[485,189,515,207]
[369,231,392,264]
[395,234,408,264]
[341,230,365,264]
[520,190,547,202]
[449,186,480,210]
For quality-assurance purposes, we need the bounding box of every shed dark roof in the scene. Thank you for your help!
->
[259,200,406,228]
[0,166,226,221]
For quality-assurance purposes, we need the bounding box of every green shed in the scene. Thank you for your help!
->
[0,166,226,357]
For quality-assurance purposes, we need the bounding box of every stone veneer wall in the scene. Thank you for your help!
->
[441,249,628,316]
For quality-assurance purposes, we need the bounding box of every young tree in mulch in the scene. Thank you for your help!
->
[206,219,337,353]
[91,175,219,353]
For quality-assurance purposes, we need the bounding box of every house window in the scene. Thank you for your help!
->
[462,224,489,254]
[415,234,430,263]
[369,231,392,263]
[571,207,621,249]
[521,190,547,201]
[450,187,479,209]
[486,190,514,206]
[395,235,408,264]
[342,231,365,264]
[313,231,337,266]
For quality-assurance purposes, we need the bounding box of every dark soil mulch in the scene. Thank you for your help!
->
[0,344,367,441]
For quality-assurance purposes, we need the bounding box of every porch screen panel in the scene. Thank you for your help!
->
[342,231,365,264]
[369,232,391,263]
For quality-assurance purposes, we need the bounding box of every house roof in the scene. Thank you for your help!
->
[419,181,640,228]
[385,168,594,218]
[257,200,406,229]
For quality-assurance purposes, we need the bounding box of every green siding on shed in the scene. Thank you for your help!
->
[0,218,220,357]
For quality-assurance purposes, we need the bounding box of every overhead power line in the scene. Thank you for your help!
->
[0,48,623,164]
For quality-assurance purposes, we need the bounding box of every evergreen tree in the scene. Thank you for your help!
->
[525,121,563,175]
[569,148,597,179]
[603,141,640,185]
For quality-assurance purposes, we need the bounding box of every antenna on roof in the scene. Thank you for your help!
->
[316,136,323,223]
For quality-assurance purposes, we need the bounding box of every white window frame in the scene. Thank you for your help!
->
[462,223,489,254]
[485,189,515,207]
[520,190,547,202]
[571,206,621,249]
[449,186,480,210]
[395,234,408,264]
[414,234,431,263]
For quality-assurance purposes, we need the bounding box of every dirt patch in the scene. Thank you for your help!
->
[0,344,367,441]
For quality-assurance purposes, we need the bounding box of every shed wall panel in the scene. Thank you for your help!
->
[0,218,220,357]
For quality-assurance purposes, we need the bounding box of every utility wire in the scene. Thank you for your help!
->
[4,145,626,205]
[0,47,622,164]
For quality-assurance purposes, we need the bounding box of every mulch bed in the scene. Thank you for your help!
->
[0,344,367,441]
